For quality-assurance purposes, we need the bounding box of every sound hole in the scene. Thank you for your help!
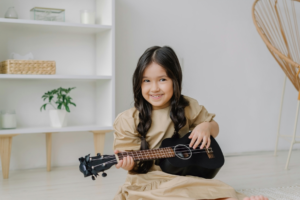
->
[174,144,192,160]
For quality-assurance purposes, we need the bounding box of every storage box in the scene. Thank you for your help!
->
[30,7,65,22]
[0,60,56,75]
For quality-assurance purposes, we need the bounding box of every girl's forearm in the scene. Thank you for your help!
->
[196,120,219,138]
[208,120,219,138]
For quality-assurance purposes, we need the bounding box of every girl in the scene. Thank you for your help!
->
[113,46,268,200]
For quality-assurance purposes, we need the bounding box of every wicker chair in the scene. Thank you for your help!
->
[252,0,300,169]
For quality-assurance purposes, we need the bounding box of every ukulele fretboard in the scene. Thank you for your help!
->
[116,147,175,161]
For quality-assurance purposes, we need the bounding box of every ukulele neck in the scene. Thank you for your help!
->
[116,147,175,162]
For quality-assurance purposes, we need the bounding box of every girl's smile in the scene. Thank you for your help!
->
[150,94,163,99]
[141,62,173,110]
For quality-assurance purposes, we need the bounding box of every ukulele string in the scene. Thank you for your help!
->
[92,147,212,160]
[93,144,212,160]
[92,150,214,167]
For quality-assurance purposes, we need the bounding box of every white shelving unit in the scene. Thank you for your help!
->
[0,0,115,179]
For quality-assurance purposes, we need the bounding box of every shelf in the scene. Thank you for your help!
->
[0,74,112,80]
[0,18,111,34]
[0,125,113,135]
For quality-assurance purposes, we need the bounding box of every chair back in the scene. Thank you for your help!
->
[252,0,300,94]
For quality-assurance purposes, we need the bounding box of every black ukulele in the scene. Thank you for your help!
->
[78,131,224,180]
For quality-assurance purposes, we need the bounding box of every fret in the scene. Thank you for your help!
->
[160,148,165,158]
[163,148,168,158]
[167,148,172,157]
[146,149,151,160]
[158,149,162,158]
[135,151,140,161]
[165,148,170,158]
[156,149,160,159]
[159,148,163,158]
[141,150,145,161]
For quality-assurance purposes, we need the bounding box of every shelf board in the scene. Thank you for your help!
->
[0,74,112,80]
[0,18,111,34]
[0,125,113,135]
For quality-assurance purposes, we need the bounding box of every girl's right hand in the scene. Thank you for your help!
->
[114,150,135,171]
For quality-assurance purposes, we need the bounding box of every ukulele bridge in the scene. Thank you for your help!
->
[205,147,214,159]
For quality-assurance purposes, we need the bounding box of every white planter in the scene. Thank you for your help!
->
[49,109,68,127]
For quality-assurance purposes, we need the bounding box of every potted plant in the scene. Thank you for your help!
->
[40,87,76,127]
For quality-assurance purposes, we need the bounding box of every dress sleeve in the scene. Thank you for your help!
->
[185,97,216,130]
[113,112,141,152]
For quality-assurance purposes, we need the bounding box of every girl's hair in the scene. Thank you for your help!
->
[131,46,189,174]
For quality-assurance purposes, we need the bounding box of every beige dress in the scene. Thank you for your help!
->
[113,96,246,200]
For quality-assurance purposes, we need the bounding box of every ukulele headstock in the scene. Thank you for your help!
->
[79,153,117,181]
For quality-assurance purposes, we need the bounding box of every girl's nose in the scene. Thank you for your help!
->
[151,82,160,92]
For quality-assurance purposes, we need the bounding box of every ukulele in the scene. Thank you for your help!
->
[79,131,224,180]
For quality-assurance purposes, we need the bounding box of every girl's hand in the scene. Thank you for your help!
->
[188,122,211,149]
[114,150,135,171]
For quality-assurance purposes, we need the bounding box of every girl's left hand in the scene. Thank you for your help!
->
[188,122,211,149]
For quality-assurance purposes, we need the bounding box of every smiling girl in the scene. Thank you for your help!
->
[113,46,268,200]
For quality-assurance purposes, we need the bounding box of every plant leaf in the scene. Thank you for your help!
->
[64,102,70,112]
[69,102,76,107]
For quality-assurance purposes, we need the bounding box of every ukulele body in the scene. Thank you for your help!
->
[157,132,224,179]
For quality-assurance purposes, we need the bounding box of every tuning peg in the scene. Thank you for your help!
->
[97,153,101,157]
[102,172,107,177]
[79,157,84,162]
[85,154,90,162]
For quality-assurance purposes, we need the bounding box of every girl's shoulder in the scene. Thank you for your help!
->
[183,95,209,119]
[183,95,199,105]
[114,106,138,124]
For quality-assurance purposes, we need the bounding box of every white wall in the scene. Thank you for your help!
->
[1,0,299,172]
[114,0,300,155]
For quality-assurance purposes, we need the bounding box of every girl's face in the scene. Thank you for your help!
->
[141,62,173,110]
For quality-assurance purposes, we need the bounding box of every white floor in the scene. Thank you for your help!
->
[1,150,300,200]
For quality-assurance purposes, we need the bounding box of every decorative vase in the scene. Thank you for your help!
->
[5,7,18,19]
[0,109,17,129]
[80,9,95,24]
[49,109,67,128]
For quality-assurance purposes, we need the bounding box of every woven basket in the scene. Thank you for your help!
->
[0,60,56,75]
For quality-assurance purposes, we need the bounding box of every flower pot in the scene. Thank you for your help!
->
[49,109,67,127]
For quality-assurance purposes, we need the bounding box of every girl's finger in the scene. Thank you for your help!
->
[116,160,123,169]
[122,157,127,168]
[128,157,133,169]
[188,131,194,139]
[206,138,211,148]
[126,156,131,169]
[194,136,203,149]
[200,137,207,149]
[189,135,197,147]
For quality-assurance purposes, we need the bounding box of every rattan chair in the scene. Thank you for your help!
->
[252,0,300,169]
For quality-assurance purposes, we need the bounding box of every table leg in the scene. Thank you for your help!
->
[90,130,113,155]
[46,133,52,172]
[0,134,18,179]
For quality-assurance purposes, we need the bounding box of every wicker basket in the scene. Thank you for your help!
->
[0,60,56,75]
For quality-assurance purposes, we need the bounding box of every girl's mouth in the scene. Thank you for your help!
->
[150,94,163,100]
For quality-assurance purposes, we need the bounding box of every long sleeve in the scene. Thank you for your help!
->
[113,112,141,152]
[184,96,216,130]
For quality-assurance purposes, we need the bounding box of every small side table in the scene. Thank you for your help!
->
[0,126,113,179]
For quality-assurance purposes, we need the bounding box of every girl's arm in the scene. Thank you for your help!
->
[207,120,219,138]
[188,119,219,149]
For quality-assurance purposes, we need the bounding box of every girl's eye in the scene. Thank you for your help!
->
[143,79,166,82]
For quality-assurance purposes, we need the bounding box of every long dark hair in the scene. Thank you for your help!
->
[131,46,189,174]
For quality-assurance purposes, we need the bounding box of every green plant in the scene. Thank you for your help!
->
[40,87,76,112]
